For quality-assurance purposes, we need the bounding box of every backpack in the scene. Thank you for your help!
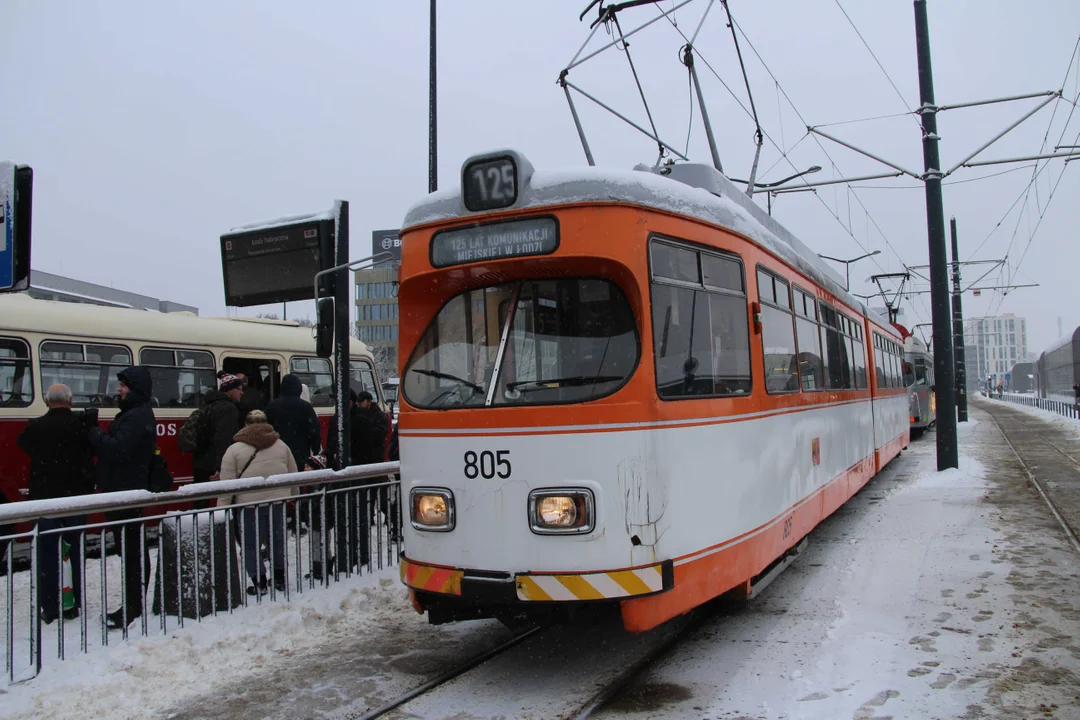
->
[178,404,212,454]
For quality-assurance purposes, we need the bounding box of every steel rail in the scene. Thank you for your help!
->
[980,401,1080,555]
[350,625,546,720]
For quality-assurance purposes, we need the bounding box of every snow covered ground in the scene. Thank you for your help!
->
[595,410,1080,719]
[4,408,1079,719]
[2,568,418,720]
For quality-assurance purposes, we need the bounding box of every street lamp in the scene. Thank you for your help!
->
[817,250,881,292]
[729,166,822,214]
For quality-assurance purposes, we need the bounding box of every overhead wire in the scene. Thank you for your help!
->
[661,8,895,280]
[832,0,923,131]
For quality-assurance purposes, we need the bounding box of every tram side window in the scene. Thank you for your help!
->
[874,335,887,388]
[819,304,849,390]
[0,337,33,407]
[40,341,132,407]
[794,289,824,391]
[291,356,334,407]
[140,348,215,408]
[757,268,798,394]
[652,240,751,399]
[852,332,867,390]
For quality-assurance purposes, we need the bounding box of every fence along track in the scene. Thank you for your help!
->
[2,462,401,685]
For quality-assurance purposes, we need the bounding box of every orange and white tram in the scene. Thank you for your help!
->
[396,151,909,632]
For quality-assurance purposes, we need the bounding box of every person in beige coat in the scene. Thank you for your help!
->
[218,410,297,594]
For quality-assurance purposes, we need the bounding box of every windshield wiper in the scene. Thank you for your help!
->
[411,369,485,394]
[507,375,624,392]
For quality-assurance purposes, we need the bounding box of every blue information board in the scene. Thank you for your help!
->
[0,161,33,294]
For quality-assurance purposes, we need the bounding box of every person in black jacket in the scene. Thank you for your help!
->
[354,391,397,539]
[17,383,95,623]
[265,374,321,471]
[191,372,243,508]
[86,366,156,629]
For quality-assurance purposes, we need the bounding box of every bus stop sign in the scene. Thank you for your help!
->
[220,210,336,307]
[0,162,33,293]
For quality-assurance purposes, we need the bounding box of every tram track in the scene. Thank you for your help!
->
[348,624,546,720]
[978,399,1080,555]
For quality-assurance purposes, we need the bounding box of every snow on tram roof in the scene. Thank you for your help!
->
[0,294,373,358]
[403,156,893,332]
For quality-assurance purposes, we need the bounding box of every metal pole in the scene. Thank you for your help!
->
[683,48,723,173]
[334,201,351,470]
[429,0,437,193]
[951,217,968,422]
[915,0,958,470]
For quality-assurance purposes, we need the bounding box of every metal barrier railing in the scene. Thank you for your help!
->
[0,461,401,685]
[987,391,1080,420]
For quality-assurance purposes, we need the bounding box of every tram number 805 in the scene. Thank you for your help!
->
[464,450,512,479]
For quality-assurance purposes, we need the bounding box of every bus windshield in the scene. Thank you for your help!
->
[403,278,638,409]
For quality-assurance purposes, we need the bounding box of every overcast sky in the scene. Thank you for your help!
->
[3,1,1078,354]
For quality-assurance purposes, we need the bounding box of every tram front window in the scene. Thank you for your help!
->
[403,278,638,409]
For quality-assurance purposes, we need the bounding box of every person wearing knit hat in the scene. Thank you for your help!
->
[218,373,244,393]
[190,370,244,507]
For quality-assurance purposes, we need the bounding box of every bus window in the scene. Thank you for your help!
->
[140,347,216,407]
[222,357,279,410]
[40,341,132,407]
[290,356,334,407]
[350,360,380,403]
[0,337,33,407]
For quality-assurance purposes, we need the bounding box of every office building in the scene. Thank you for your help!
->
[964,313,1028,383]
[355,230,401,376]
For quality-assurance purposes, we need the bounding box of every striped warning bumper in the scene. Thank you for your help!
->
[515,564,668,602]
[400,558,464,596]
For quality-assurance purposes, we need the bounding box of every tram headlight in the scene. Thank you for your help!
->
[528,489,594,535]
[410,488,455,532]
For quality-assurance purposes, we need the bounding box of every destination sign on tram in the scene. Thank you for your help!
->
[430,217,558,268]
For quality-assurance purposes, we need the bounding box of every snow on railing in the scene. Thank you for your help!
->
[1,463,402,685]
[986,390,1080,420]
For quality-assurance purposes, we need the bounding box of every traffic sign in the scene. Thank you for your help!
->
[1005,373,1011,381]
[0,162,32,294]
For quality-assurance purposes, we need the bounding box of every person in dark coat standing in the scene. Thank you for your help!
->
[354,391,397,540]
[191,372,244,508]
[85,366,156,629]
[265,374,321,471]
[17,383,95,623]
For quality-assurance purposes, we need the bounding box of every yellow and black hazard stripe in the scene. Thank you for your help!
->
[400,558,464,596]
[515,561,673,602]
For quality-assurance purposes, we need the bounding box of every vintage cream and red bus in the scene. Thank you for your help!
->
[396,151,908,632]
[0,294,384,507]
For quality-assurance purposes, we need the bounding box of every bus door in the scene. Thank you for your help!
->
[222,356,282,412]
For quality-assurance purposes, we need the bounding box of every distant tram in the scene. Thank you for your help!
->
[396,150,908,632]
[904,334,936,436]
[0,294,384,508]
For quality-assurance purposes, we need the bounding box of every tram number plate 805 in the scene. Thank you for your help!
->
[464,450,512,479]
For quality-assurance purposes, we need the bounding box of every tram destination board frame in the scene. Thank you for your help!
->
[220,214,334,307]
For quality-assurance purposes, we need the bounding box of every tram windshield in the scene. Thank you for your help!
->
[403,278,638,408]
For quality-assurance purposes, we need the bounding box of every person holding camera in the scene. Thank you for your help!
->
[17,383,95,623]
[85,366,156,630]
